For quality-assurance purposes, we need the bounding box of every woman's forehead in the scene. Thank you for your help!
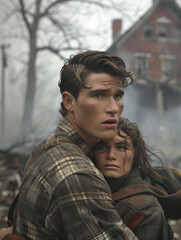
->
[106,131,130,144]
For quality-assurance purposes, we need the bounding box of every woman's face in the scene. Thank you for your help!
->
[94,131,134,178]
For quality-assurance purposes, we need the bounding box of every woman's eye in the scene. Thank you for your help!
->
[116,145,126,151]
[98,146,107,150]
[95,145,108,153]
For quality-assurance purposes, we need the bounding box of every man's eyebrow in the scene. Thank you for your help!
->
[117,89,125,96]
[89,89,125,95]
[89,89,110,94]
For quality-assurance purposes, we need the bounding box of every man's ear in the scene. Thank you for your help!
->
[62,91,75,113]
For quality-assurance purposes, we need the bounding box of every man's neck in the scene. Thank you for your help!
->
[65,114,99,149]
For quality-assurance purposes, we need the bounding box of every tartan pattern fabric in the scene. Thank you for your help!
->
[111,167,181,240]
[13,117,137,240]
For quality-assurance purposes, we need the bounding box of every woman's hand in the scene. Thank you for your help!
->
[0,227,13,240]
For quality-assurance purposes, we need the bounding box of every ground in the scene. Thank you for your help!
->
[0,151,25,228]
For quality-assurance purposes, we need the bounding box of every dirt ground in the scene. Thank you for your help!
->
[0,151,181,239]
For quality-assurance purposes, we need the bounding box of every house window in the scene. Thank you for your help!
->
[144,24,153,38]
[136,56,149,78]
[157,17,170,38]
[157,22,168,38]
[162,58,174,81]
[172,26,181,40]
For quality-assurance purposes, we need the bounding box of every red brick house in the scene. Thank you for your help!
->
[108,0,181,161]
[108,0,181,111]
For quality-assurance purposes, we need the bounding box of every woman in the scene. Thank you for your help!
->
[93,117,181,240]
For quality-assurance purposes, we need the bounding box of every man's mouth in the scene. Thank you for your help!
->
[102,119,117,128]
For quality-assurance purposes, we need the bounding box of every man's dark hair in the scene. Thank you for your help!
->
[58,50,133,116]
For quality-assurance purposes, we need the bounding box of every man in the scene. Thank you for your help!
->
[2,50,137,239]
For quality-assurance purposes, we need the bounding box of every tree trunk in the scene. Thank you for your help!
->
[19,38,37,140]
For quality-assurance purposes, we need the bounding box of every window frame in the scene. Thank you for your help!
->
[135,53,150,79]
[160,55,175,82]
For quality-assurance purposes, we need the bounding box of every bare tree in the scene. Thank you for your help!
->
[0,0,137,141]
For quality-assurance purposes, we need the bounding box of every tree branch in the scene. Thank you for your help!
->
[36,45,84,59]
[19,0,31,34]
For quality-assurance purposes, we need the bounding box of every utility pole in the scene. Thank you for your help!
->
[0,44,10,140]
[156,81,164,119]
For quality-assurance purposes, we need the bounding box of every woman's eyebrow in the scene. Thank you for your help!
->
[116,140,126,144]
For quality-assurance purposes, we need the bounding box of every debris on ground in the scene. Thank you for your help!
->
[0,151,26,228]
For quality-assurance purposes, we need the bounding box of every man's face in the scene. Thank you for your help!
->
[94,132,134,178]
[71,73,124,147]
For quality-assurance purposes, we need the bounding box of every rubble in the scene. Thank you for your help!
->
[0,151,25,228]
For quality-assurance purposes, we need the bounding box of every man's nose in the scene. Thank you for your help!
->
[107,147,116,160]
[106,97,119,114]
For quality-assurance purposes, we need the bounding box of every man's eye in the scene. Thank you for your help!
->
[114,94,122,100]
[94,93,102,98]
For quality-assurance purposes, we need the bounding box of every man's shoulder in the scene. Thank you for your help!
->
[29,139,91,171]
[45,140,88,162]
[30,118,87,166]
[26,134,100,182]
[22,138,102,200]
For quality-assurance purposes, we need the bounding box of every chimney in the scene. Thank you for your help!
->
[152,0,176,4]
[112,19,122,39]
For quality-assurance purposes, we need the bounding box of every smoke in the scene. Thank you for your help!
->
[123,85,181,168]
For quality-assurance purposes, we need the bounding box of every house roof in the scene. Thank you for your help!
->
[107,0,181,52]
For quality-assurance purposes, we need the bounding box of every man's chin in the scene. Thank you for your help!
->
[100,130,117,140]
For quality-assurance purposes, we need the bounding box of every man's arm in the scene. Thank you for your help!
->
[13,143,138,239]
